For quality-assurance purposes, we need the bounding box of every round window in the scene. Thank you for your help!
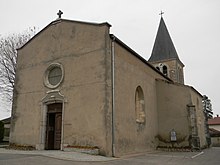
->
[44,63,64,89]
[48,67,62,86]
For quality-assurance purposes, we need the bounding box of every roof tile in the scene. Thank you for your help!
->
[208,117,220,125]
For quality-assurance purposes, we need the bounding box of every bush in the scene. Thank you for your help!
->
[0,121,4,142]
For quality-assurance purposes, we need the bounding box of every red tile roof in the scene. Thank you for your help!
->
[208,117,220,125]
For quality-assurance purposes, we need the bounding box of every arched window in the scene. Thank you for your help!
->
[162,65,168,76]
[156,66,160,71]
[135,86,145,123]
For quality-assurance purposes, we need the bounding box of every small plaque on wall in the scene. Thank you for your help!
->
[170,129,177,142]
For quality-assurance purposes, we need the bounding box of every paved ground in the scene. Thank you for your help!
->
[0,147,220,165]
[0,148,115,161]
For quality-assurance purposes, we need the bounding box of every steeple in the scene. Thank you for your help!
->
[148,16,185,84]
[149,17,181,62]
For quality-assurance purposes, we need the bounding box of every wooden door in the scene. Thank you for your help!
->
[45,113,55,150]
[45,103,62,150]
[54,113,62,149]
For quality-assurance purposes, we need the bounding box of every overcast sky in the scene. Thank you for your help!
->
[0,0,220,119]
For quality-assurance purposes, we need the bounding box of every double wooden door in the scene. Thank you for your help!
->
[45,103,62,150]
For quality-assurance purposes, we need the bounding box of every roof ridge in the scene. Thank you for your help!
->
[51,18,111,27]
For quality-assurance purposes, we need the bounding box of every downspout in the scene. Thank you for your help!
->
[111,35,116,157]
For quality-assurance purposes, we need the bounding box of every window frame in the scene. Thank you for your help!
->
[44,63,64,89]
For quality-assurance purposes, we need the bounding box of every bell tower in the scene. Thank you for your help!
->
[148,15,184,84]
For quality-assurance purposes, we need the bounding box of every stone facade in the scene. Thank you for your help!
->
[150,59,184,84]
[10,18,208,157]
[10,19,113,156]
[112,40,167,155]
[156,79,206,149]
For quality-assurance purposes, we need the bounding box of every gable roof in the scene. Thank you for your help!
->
[149,17,183,66]
[208,117,220,125]
[18,18,111,50]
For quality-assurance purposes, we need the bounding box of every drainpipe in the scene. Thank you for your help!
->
[111,35,116,157]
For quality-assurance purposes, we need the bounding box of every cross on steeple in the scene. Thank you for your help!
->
[57,10,63,19]
[159,11,164,17]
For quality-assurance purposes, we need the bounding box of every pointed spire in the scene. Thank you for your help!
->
[149,17,180,62]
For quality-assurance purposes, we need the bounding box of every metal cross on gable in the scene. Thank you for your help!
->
[57,10,63,19]
[159,11,164,17]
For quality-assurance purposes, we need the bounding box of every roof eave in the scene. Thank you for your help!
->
[110,34,173,82]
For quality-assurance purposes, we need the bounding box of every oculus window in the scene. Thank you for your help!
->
[44,63,64,89]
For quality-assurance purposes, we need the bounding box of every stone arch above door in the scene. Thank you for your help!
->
[42,90,65,105]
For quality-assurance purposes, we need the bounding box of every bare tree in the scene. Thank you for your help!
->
[202,95,213,119]
[0,28,36,108]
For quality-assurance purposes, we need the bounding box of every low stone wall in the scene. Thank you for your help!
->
[211,137,220,147]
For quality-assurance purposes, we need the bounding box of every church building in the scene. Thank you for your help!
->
[10,13,208,157]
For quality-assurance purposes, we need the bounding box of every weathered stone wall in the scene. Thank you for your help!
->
[10,20,112,155]
[150,59,184,84]
[156,80,190,147]
[211,137,220,147]
[189,89,207,148]
[156,79,207,149]
[113,42,167,156]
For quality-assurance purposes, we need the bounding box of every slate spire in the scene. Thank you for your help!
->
[149,17,180,62]
[149,16,185,84]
